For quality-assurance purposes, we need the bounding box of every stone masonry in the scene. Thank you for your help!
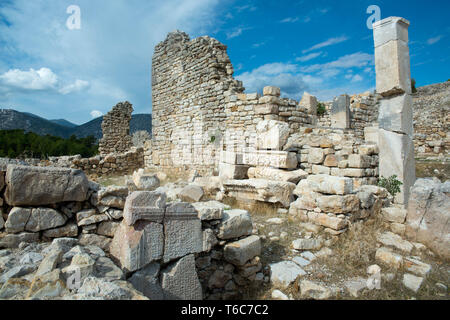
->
[99,102,134,156]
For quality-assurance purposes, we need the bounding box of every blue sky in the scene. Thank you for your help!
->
[0,0,448,124]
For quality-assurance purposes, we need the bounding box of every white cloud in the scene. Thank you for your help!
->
[0,68,58,90]
[59,79,90,95]
[351,74,363,82]
[302,36,349,54]
[296,52,322,62]
[227,27,252,39]
[427,35,443,45]
[280,17,299,23]
[90,110,103,118]
[301,52,373,74]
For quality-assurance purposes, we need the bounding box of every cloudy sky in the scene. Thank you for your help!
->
[0,0,449,124]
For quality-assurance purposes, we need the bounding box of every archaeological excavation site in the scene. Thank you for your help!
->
[0,16,448,302]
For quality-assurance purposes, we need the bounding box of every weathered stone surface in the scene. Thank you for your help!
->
[160,254,202,300]
[382,206,407,223]
[94,256,124,281]
[307,212,348,230]
[247,167,307,184]
[402,273,423,293]
[191,176,223,195]
[378,129,416,204]
[256,120,290,150]
[308,148,325,164]
[123,191,166,226]
[270,261,306,289]
[27,269,66,299]
[76,277,147,300]
[224,235,261,266]
[218,163,249,180]
[98,185,129,209]
[0,171,4,190]
[405,178,450,259]
[24,208,67,232]
[241,149,298,169]
[223,179,296,208]
[78,234,111,252]
[263,86,280,97]
[0,232,40,249]
[292,238,323,250]
[219,151,244,165]
[97,221,120,238]
[373,16,409,48]
[331,94,350,129]
[202,228,218,252]
[178,185,204,203]
[379,94,413,136]
[5,165,89,206]
[348,154,372,169]
[4,207,31,233]
[35,248,63,277]
[192,201,224,221]
[110,220,163,272]
[316,194,359,214]
[43,223,78,238]
[299,92,318,115]
[404,257,431,277]
[375,247,403,269]
[77,213,108,227]
[0,265,37,284]
[377,231,413,253]
[163,202,202,263]
[306,174,353,195]
[217,209,253,240]
[128,262,163,300]
[132,169,160,191]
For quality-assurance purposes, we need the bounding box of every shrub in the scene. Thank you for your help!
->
[378,175,403,198]
[317,103,326,116]
[411,78,417,93]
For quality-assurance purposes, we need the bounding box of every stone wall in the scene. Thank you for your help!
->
[412,81,450,157]
[99,102,134,156]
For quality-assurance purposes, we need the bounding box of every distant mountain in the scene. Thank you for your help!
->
[0,109,152,141]
[50,119,77,128]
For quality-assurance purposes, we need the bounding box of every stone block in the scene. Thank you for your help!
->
[5,207,32,233]
[373,16,409,48]
[375,247,403,269]
[307,212,348,230]
[348,154,372,168]
[128,262,164,300]
[306,174,353,195]
[382,206,407,223]
[160,254,202,300]
[299,92,318,115]
[178,185,204,203]
[256,120,290,150]
[263,86,281,97]
[192,201,225,221]
[219,162,249,180]
[374,40,411,97]
[255,104,278,115]
[364,127,379,144]
[163,202,202,263]
[378,129,416,204]
[312,165,330,175]
[247,167,307,184]
[5,165,89,206]
[331,94,350,129]
[220,151,244,165]
[316,194,359,214]
[379,94,413,136]
[308,148,325,164]
[110,220,164,272]
[123,191,166,226]
[241,149,297,169]
[224,235,261,266]
[270,261,306,289]
[25,208,67,232]
[217,209,253,240]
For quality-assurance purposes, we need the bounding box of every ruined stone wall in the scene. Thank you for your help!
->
[99,102,134,156]
[151,31,244,173]
[349,93,380,139]
[412,81,450,157]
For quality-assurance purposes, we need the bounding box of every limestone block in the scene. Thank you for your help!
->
[307,212,348,230]
[270,261,306,289]
[223,179,296,208]
[348,154,372,168]
[192,201,225,221]
[379,94,413,136]
[123,191,166,226]
[219,163,249,180]
[109,220,164,272]
[242,149,297,169]
[163,202,202,263]
[132,169,160,191]
[308,148,325,164]
[382,206,407,223]
[217,209,253,240]
[375,247,403,269]
[373,16,409,48]
[160,254,202,300]
[306,174,353,195]
[178,185,204,203]
[263,86,281,97]
[402,273,423,293]
[331,94,350,129]
[316,194,359,214]
[25,208,67,232]
[255,104,278,115]
[224,235,261,266]
[5,165,89,206]
[364,127,379,144]
[247,167,307,184]
[220,151,244,165]
[5,207,32,233]
[374,40,411,97]
[299,92,318,115]
[378,129,416,204]
[0,232,39,249]
[311,165,330,175]
[43,223,78,238]
[98,185,129,209]
[377,231,413,253]
[128,262,164,300]
[256,120,290,150]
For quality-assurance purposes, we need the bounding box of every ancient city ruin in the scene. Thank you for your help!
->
[0,16,448,301]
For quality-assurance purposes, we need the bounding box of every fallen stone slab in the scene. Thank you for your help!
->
[270,261,306,289]
[217,209,253,240]
[292,238,323,251]
[132,169,160,191]
[402,273,423,293]
[4,165,89,206]
[375,247,403,269]
[223,179,296,208]
[403,257,432,277]
[160,254,202,300]
[123,191,166,226]
[377,231,413,253]
[223,235,261,266]
[178,185,204,203]
[247,167,308,184]
[110,220,163,272]
[192,201,225,221]
[307,212,348,230]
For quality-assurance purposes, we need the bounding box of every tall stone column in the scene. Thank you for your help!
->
[373,17,415,205]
